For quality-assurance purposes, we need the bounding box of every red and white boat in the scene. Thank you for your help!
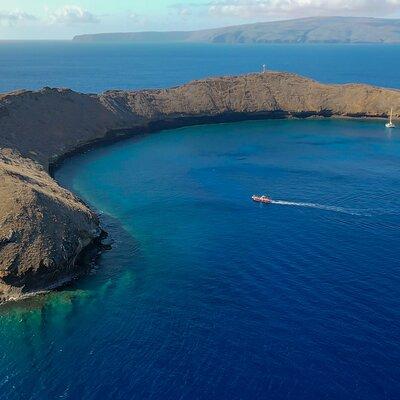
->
[252,195,272,204]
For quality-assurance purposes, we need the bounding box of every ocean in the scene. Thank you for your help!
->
[1,42,400,400]
[1,42,400,93]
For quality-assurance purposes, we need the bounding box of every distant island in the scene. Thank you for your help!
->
[74,16,400,44]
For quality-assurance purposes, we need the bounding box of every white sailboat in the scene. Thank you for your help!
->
[385,108,396,128]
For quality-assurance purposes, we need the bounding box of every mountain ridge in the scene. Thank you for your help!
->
[73,17,400,44]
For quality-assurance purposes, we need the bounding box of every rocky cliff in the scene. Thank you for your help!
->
[0,72,399,302]
[0,149,100,301]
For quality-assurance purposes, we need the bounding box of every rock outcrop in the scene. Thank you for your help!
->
[0,72,399,302]
[0,149,100,301]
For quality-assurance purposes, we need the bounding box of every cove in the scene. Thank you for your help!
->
[1,118,400,399]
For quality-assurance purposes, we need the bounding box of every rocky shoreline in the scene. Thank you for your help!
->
[0,71,399,303]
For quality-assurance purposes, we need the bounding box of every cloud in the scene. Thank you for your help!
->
[0,10,37,26]
[202,0,400,19]
[128,12,140,21]
[169,4,195,20]
[123,11,148,26]
[127,12,147,23]
[47,5,99,25]
[178,8,192,16]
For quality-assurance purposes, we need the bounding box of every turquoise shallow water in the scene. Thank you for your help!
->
[2,119,399,399]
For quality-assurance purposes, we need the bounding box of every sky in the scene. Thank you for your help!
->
[1,0,400,40]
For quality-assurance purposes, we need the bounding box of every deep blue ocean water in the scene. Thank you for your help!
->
[1,42,400,92]
[1,43,400,400]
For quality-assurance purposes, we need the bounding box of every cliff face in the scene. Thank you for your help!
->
[2,73,399,166]
[0,72,399,302]
[0,149,100,302]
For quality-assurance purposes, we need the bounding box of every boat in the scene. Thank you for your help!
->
[385,108,396,128]
[252,195,272,204]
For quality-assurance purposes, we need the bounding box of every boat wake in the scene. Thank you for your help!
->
[269,200,365,216]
